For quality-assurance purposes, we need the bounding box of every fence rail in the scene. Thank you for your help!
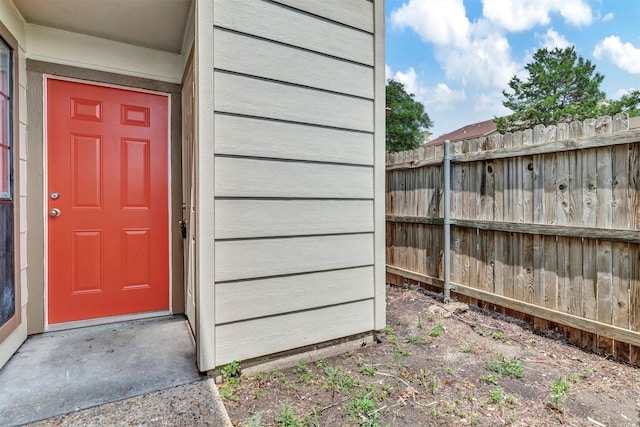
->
[386,114,640,364]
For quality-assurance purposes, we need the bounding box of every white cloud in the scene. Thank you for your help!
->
[614,88,631,99]
[390,0,470,48]
[473,92,511,116]
[558,0,593,26]
[593,36,640,74]
[602,12,614,22]
[536,28,572,50]
[392,67,420,95]
[436,22,519,89]
[385,64,392,81]
[388,66,466,113]
[482,0,592,32]
[390,1,519,90]
[429,83,467,111]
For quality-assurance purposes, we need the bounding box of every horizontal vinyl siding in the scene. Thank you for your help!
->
[214,115,373,165]
[215,234,374,282]
[215,199,374,239]
[212,0,377,364]
[214,0,373,65]
[214,29,373,99]
[215,267,374,323]
[271,0,374,33]
[216,300,375,364]
[214,157,373,199]
[214,72,373,132]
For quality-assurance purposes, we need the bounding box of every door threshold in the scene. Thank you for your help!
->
[45,310,171,332]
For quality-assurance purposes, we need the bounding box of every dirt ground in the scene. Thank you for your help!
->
[223,284,640,426]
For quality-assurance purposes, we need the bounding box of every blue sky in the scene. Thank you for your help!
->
[385,0,640,139]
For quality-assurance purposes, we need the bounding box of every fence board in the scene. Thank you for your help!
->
[493,134,505,296]
[612,117,631,359]
[468,139,480,292]
[595,118,614,354]
[581,119,598,351]
[452,141,463,286]
[631,141,640,364]
[543,148,558,312]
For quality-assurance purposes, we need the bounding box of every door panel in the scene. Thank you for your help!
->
[47,79,169,324]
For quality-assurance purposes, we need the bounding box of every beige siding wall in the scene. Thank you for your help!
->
[211,0,381,366]
[0,0,28,369]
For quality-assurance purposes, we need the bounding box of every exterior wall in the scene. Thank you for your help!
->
[0,0,27,368]
[202,0,385,368]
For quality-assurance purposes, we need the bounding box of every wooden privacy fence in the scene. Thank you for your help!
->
[385,114,640,365]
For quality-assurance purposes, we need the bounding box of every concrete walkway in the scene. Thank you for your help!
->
[0,316,232,426]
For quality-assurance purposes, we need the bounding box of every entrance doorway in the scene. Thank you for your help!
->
[46,79,170,324]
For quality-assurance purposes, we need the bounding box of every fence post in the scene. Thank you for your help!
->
[443,139,454,302]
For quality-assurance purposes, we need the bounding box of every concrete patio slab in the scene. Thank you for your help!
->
[0,316,225,426]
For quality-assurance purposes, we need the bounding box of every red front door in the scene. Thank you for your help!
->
[47,79,169,324]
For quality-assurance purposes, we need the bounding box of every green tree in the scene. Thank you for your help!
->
[496,46,605,133]
[386,80,433,153]
[601,90,640,118]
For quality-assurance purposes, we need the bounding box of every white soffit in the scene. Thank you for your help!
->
[13,0,192,54]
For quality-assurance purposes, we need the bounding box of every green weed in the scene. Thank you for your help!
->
[417,317,424,329]
[460,341,476,353]
[384,326,398,344]
[303,405,321,427]
[315,359,328,369]
[324,366,355,393]
[430,323,444,338]
[242,412,265,427]
[347,386,387,427]
[295,361,314,384]
[488,386,504,404]
[219,385,238,402]
[391,345,411,360]
[407,335,426,344]
[221,360,241,386]
[359,364,378,377]
[219,360,241,401]
[550,376,570,406]
[492,332,505,340]
[487,356,524,379]
[275,401,300,427]
[480,373,500,385]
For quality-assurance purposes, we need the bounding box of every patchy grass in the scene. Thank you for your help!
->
[223,285,640,427]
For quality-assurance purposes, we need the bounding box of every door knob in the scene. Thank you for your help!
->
[49,208,61,217]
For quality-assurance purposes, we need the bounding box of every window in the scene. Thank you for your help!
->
[0,35,14,330]
[0,40,9,200]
